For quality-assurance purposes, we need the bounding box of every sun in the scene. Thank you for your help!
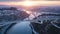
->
[24,1,31,6]
[22,1,32,6]
[17,0,40,7]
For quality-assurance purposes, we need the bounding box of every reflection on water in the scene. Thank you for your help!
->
[6,21,32,34]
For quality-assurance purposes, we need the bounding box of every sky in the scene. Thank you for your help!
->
[0,0,60,2]
[0,0,60,6]
[0,0,23,2]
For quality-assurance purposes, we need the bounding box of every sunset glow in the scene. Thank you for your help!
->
[0,1,60,7]
[22,1,32,6]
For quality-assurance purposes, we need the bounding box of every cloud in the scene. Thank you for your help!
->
[0,0,23,2]
[0,0,60,2]
[33,0,60,1]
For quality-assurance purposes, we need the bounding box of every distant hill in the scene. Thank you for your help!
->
[0,7,29,22]
[29,6,60,13]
